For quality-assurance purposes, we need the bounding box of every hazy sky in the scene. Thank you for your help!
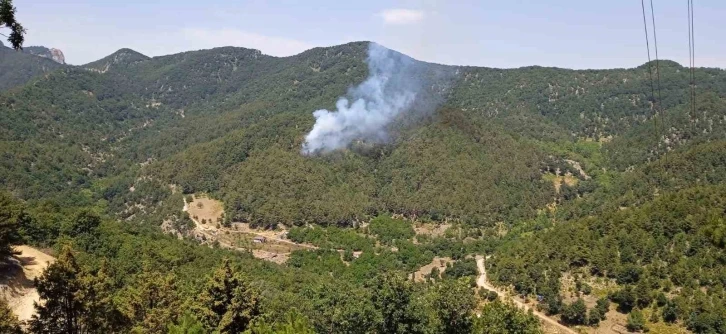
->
[13,0,726,69]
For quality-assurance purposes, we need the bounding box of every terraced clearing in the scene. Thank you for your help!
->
[183,195,314,263]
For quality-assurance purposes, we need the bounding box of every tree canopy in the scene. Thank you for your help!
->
[0,0,24,49]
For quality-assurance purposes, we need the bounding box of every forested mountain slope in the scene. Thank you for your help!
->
[2,42,724,226]
[3,41,726,333]
[0,42,66,91]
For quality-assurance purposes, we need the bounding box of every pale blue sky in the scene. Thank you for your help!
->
[13,0,726,69]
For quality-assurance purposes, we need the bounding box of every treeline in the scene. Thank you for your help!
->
[9,41,726,230]
[488,141,726,333]
[0,192,542,334]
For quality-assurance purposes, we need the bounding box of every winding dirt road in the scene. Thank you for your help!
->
[476,255,576,334]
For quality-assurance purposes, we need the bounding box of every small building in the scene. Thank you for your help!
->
[252,236,267,243]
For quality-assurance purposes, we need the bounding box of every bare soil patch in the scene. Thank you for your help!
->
[186,195,225,227]
[0,246,55,322]
[411,257,453,282]
[181,195,314,264]
[413,223,451,238]
[543,173,579,194]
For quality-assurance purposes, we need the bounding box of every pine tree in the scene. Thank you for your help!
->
[118,264,180,333]
[0,0,25,49]
[626,307,647,332]
[473,300,542,334]
[588,307,602,326]
[430,278,475,334]
[246,311,315,334]
[662,300,678,323]
[368,272,425,334]
[0,298,22,334]
[195,258,260,334]
[561,298,587,325]
[167,313,204,334]
[77,260,128,333]
[29,245,85,334]
[0,192,24,259]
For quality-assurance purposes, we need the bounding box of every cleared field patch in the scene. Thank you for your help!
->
[185,194,224,226]
[411,256,453,282]
[221,231,311,253]
[181,194,315,264]
[413,222,451,238]
[542,173,579,194]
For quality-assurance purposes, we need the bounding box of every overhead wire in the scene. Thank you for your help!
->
[649,0,667,167]
[687,0,696,131]
[640,0,661,168]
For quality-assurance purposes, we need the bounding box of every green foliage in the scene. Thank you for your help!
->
[118,267,180,333]
[443,258,478,279]
[287,226,374,252]
[473,300,542,334]
[367,273,426,334]
[0,45,65,91]
[662,300,678,323]
[626,308,646,332]
[245,311,315,334]
[5,40,726,334]
[595,298,609,320]
[587,307,602,326]
[611,286,637,313]
[4,41,726,233]
[168,313,205,334]
[368,215,415,244]
[29,245,86,333]
[0,0,24,49]
[429,279,476,334]
[77,260,127,332]
[194,259,261,334]
[561,298,587,325]
[303,281,379,334]
[0,298,21,334]
[0,192,23,258]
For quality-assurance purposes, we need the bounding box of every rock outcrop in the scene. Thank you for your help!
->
[23,46,66,64]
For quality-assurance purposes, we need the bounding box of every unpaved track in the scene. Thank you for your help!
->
[225,229,317,250]
[1,246,55,322]
[476,255,576,334]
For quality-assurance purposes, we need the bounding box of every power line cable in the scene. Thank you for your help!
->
[649,0,667,167]
[688,0,696,131]
[641,0,660,167]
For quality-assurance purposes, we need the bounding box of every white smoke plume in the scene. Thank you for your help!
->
[301,43,429,155]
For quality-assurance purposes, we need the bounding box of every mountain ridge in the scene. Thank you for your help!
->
[2,40,726,333]
[83,48,150,73]
[82,41,694,72]
[23,46,66,64]
[2,41,723,222]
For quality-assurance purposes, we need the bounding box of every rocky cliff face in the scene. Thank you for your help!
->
[23,46,66,64]
[48,48,65,64]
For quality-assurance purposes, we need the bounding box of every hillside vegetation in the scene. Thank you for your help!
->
[2,41,726,333]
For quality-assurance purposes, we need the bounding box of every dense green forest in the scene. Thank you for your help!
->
[2,40,726,333]
[0,192,539,333]
[0,42,65,91]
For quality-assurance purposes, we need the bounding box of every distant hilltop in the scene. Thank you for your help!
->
[23,46,66,64]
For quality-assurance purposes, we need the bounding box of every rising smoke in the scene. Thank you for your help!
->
[301,42,442,155]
